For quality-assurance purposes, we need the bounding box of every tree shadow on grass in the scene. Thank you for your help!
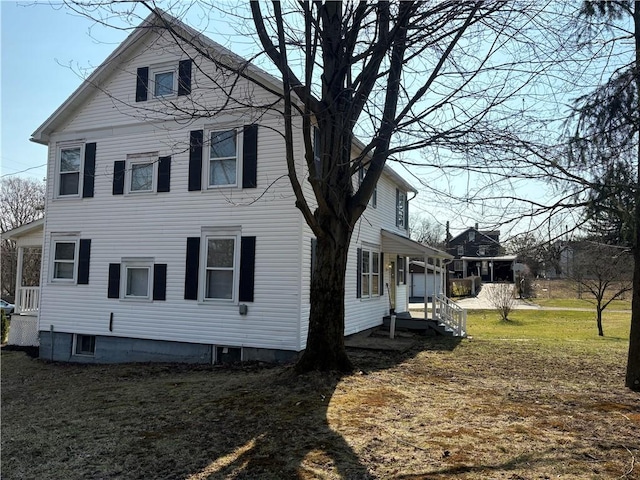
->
[2,333,464,480]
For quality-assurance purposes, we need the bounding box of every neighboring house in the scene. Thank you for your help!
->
[447,224,515,283]
[19,11,458,364]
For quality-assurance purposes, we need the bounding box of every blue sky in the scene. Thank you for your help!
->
[1,2,129,180]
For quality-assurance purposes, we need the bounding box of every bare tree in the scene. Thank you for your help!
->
[1,177,45,301]
[562,0,640,390]
[569,240,633,337]
[409,215,445,249]
[486,283,516,322]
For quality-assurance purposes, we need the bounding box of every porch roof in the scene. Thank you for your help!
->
[460,255,517,262]
[381,229,453,259]
[1,218,44,244]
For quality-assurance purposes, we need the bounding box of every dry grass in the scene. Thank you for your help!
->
[533,279,632,310]
[3,312,639,480]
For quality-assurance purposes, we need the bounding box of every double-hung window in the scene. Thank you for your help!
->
[58,146,83,197]
[209,130,238,187]
[360,248,380,298]
[358,165,377,208]
[204,236,237,300]
[457,245,464,256]
[52,239,78,282]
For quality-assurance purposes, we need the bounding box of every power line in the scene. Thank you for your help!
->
[0,164,47,178]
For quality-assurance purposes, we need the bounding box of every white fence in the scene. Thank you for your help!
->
[17,286,39,315]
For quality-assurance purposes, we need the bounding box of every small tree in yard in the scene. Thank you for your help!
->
[487,284,516,322]
[570,241,633,337]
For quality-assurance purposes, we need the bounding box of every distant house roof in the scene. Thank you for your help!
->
[449,227,500,246]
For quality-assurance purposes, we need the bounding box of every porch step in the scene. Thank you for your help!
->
[382,315,457,337]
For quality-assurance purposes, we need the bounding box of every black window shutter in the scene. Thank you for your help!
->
[396,189,400,227]
[310,238,317,282]
[380,252,385,293]
[112,161,126,195]
[239,236,256,302]
[178,59,192,96]
[405,196,409,229]
[153,264,167,301]
[82,143,96,198]
[188,130,203,191]
[108,263,121,298]
[396,255,402,286]
[242,124,258,188]
[356,248,362,299]
[158,156,171,192]
[184,237,200,300]
[136,67,149,102]
[77,239,91,285]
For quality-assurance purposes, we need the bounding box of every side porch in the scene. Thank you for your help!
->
[2,218,43,346]
[380,230,466,338]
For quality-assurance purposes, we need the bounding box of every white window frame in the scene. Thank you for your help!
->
[206,128,242,189]
[56,143,84,199]
[50,235,79,284]
[126,153,158,194]
[200,228,241,303]
[453,260,463,272]
[73,334,96,357]
[150,63,178,99]
[457,245,464,256]
[120,258,154,301]
[360,246,381,299]
[478,245,487,256]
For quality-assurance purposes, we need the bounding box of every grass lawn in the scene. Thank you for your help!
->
[2,310,639,479]
[532,279,632,310]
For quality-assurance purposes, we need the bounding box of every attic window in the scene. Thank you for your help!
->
[153,69,176,97]
[469,230,476,241]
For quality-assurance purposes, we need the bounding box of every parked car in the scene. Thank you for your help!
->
[1,299,15,316]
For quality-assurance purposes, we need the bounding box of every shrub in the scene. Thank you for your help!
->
[486,283,516,322]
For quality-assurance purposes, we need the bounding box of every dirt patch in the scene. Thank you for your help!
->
[2,335,639,479]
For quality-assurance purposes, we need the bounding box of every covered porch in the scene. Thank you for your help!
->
[380,229,466,337]
[2,218,44,346]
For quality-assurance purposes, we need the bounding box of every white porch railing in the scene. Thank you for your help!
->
[16,286,39,315]
[434,294,467,337]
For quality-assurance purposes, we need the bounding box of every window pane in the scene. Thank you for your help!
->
[372,252,379,274]
[362,251,370,274]
[209,159,237,186]
[210,131,236,158]
[54,262,74,279]
[76,335,95,355]
[59,172,79,196]
[372,274,379,295]
[154,72,174,96]
[131,163,153,191]
[362,275,369,296]
[207,239,234,268]
[55,242,76,260]
[206,270,233,299]
[126,267,149,297]
[60,148,81,172]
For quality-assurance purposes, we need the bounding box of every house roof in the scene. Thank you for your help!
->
[449,227,501,245]
[1,218,45,241]
[460,255,516,262]
[381,229,452,259]
[30,9,417,194]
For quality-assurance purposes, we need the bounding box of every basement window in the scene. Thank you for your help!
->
[74,334,96,356]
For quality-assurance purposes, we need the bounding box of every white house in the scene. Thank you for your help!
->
[11,11,460,363]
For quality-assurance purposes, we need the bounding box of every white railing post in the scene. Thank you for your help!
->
[17,287,39,314]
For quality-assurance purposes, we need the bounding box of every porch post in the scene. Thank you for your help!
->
[15,246,24,314]
[423,254,428,319]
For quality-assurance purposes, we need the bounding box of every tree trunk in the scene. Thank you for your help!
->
[627,249,640,390]
[596,307,604,337]
[296,221,354,373]
[626,1,640,392]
